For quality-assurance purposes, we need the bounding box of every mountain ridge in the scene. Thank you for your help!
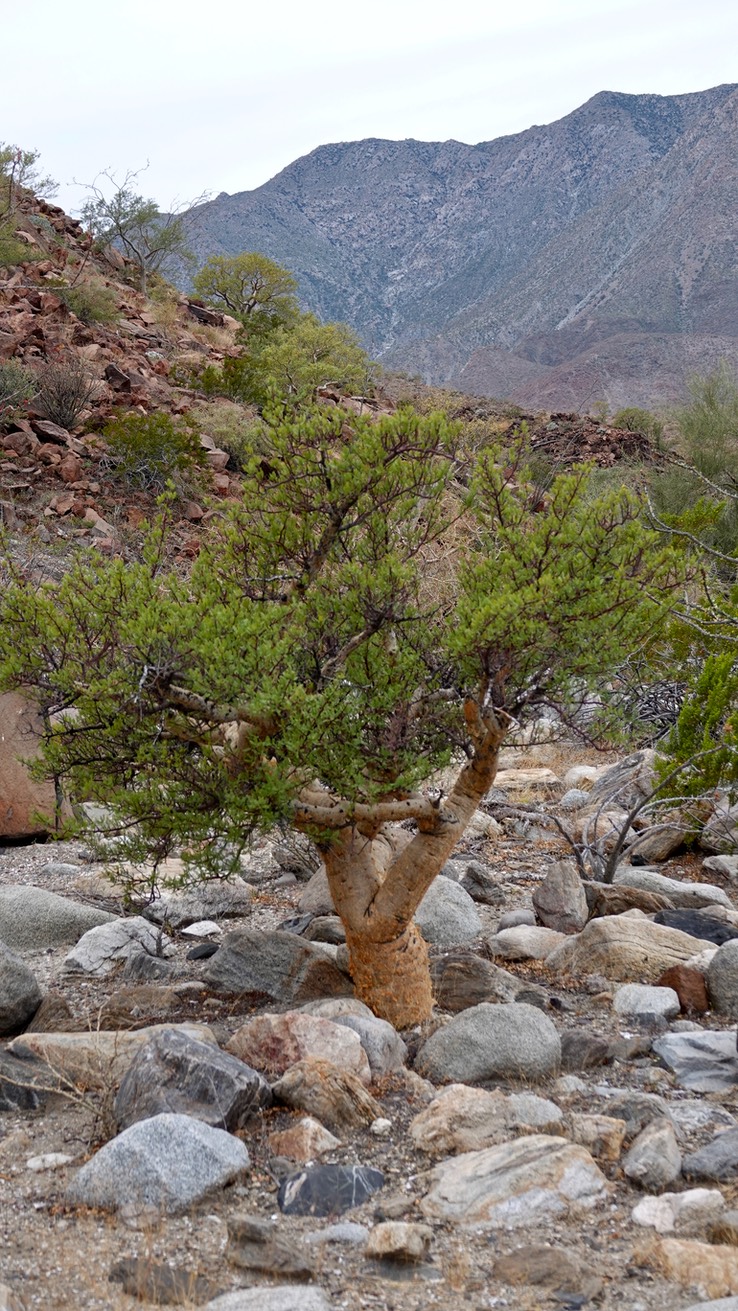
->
[184,84,738,409]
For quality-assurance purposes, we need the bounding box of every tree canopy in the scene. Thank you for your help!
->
[0,407,680,1022]
[192,252,299,335]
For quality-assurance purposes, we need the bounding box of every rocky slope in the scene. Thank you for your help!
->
[184,84,738,411]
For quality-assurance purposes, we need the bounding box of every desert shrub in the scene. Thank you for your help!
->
[611,406,664,444]
[189,400,266,471]
[0,360,36,428]
[199,355,254,403]
[101,411,206,492]
[0,222,39,268]
[51,280,119,325]
[35,357,101,430]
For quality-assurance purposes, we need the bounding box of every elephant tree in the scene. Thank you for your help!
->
[0,407,678,1026]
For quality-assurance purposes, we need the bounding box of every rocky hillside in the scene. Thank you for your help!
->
[185,85,738,411]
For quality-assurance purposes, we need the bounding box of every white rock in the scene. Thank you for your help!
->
[613,984,681,1020]
[63,916,174,976]
[26,1153,74,1172]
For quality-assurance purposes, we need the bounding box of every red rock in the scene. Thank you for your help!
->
[31,419,71,443]
[656,965,709,1015]
[0,692,71,837]
[212,472,231,495]
[58,453,83,483]
[226,1012,372,1085]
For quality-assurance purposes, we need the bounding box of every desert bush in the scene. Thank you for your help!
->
[35,357,101,430]
[51,280,119,325]
[0,221,39,268]
[101,411,206,492]
[189,400,266,471]
[0,360,36,427]
[611,406,664,444]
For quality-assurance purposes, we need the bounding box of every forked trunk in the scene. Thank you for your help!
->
[313,704,510,1028]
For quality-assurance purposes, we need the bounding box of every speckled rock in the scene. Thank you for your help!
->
[0,885,115,951]
[415,1003,561,1085]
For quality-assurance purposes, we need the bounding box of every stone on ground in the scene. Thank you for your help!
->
[545,915,714,982]
[114,1026,272,1131]
[277,1163,384,1217]
[414,1002,561,1085]
[365,1221,433,1261]
[201,929,351,1003]
[420,1135,608,1227]
[9,1022,216,1091]
[0,886,115,950]
[0,944,42,1035]
[613,866,731,910]
[653,1031,738,1093]
[329,1013,407,1079]
[226,1213,314,1277]
[409,1084,563,1156]
[487,924,566,960]
[708,941,738,1017]
[272,1059,382,1132]
[66,1112,250,1214]
[63,916,174,976]
[683,1129,738,1182]
[414,877,482,947]
[532,860,589,933]
[268,1117,341,1162]
[622,1118,682,1189]
[225,1012,371,1085]
[202,1290,331,1311]
[613,983,681,1021]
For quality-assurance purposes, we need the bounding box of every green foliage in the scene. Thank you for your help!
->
[659,653,738,797]
[101,411,206,493]
[35,357,100,430]
[0,409,680,878]
[0,361,36,428]
[611,406,664,444]
[189,401,267,472]
[79,167,194,295]
[198,355,255,403]
[0,222,39,268]
[193,253,298,335]
[243,314,374,406]
[50,279,119,325]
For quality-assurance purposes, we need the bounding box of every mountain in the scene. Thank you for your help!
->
[185,85,738,411]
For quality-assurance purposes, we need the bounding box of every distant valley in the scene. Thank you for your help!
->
[185,84,738,412]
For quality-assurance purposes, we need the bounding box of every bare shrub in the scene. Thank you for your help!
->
[35,356,101,429]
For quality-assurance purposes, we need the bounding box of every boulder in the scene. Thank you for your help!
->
[9,1022,217,1091]
[202,930,351,1004]
[684,1130,738,1182]
[365,1221,433,1261]
[420,1135,608,1227]
[66,1112,249,1214]
[652,1031,738,1093]
[278,1163,384,1217]
[227,1214,314,1277]
[143,875,252,927]
[0,944,42,1035]
[298,868,334,916]
[568,1113,627,1162]
[545,915,714,982]
[409,1084,563,1156]
[656,908,738,945]
[429,950,522,1012]
[703,855,738,883]
[226,1012,371,1085]
[487,924,566,960]
[709,941,738,1017]
[272,1059,382,1132]
[202,1291,331,1311]
[63,916,175,976]
[0,691,71,837]
[268,1117,341,1162]
[414,1002,561,1085]
[613,984,681,1022]
[532,860,589,934]
[622,1118,682,1189]
[330,1014,407,1079]
[656,965,709,1014]
[414,878,482,947]
[613,867,731,911]
[641,1236,738,1300]
[114,1026,272,1131]
[632,1188,725,1235]
[0,886,115,951]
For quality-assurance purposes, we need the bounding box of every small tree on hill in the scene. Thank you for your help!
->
[193,252,299,336]
[78,166,197,296]
[0,409,678,1026]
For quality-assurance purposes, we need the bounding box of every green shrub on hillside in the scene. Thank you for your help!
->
[611,406,664,444]
[0,361,36,428]
[102,411,206,493]
[190,401,267,471]
[35,357,101,430]
[51,280,120,325]
[0,222,39,268]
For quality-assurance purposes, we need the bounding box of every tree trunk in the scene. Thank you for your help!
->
[314,704,510,1028]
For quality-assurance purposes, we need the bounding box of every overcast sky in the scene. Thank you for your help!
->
[3,0,736,214]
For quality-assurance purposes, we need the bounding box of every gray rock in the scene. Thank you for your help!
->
[227,1213,314,1277]
[0,944,42,1035]
[588,751,656,809]
[622,1118,682,1189]
[497,908,536,930]
[669,1100,737,1135]
[331,1015,407,1079]
[653,1031,738,1093]
[613,867,731,911]
[532,860,589,934]
[560,1029,613,1072]
[63,916,174,976]
[558,788,591,811]
[703,855,738,883]
[420,1134,608,1227]
[415,1002,561,1085]
[708,941,738,1017]
[144,878,252,928]
[66,1112,249,1214]
[202,1290,331,1311]
[604,1091,671,1140]
[700,802,738,854]
[201,929,352,1004]
[305,1222,369,1246]
[429,950,523,1012]
[298,868,334,916]
[0,1049,48,1112]
[415,878,482,947]
[442,859,504,906]
[488,924,565,960]
[613,984,681,1021]
[121,950,176,983]
[114,1027,272,1131]
[0,885,115,951]
[682,1301,738,1311]
[684,1130,738,1181]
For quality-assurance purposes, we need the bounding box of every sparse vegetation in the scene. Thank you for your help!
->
[101,410,207,493]
[79,166,197,296]
[0,360,36,428]
[51,278,120,325]
[35,356,101,430]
